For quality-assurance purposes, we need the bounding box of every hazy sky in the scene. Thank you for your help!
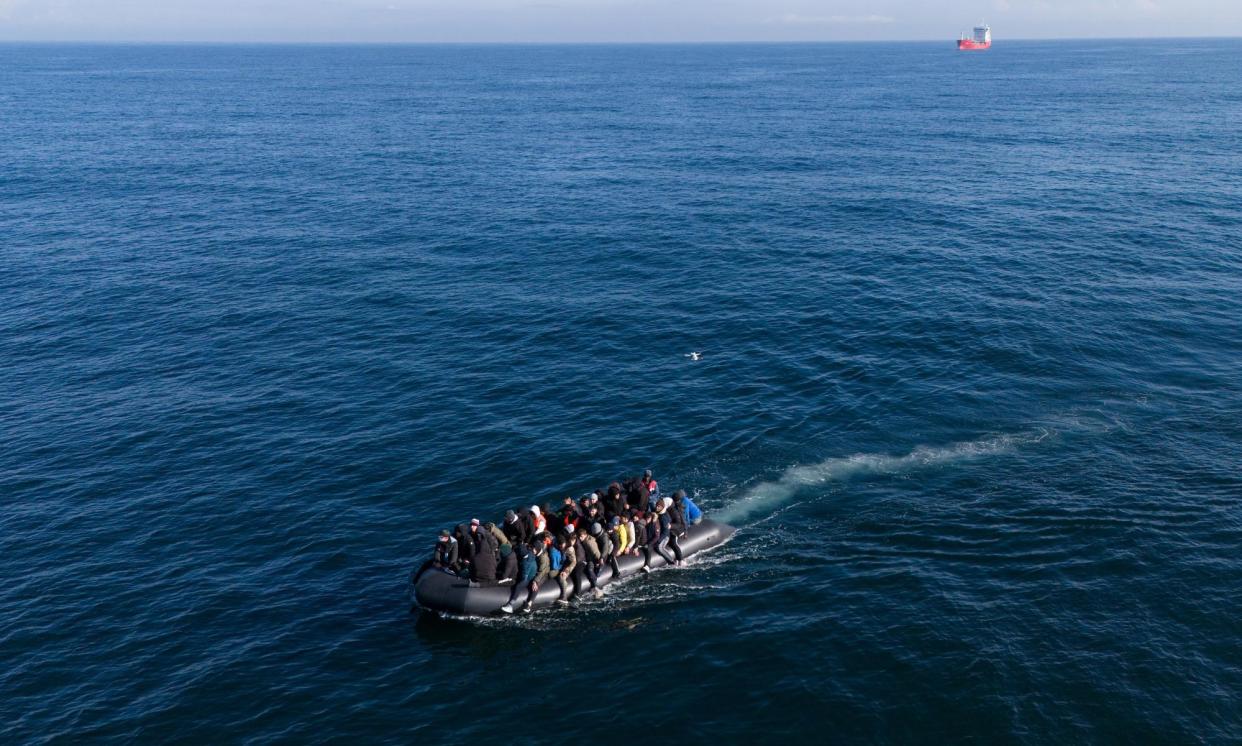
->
[0,0,1239,42]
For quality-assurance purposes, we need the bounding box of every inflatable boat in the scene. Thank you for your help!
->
[412,518,735,616]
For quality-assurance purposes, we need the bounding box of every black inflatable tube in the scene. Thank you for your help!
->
[413,518,735,616]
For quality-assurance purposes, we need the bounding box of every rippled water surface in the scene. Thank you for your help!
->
[3,40,1241,742]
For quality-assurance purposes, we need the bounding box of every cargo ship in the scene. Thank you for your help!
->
[957,24,991,50]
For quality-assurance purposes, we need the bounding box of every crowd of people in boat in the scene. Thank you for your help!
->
[419,470,704,614]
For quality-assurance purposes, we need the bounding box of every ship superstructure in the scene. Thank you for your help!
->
[958,24,991,50]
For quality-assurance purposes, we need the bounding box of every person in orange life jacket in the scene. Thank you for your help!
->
[554,533,577,606]
[529,505,547,535]
[559,497,581,533]
[641,469,660,508]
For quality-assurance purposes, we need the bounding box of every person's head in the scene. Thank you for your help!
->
[470,518,480,532]
[673,489,685,503]
[530,505,541,517]
[608,482,622,497]
[563,496,575,506]
[439,529,450,542]
[576,527,588,540]
[609,516,621,530]
[505,509,517,524]
[643,469,653,481]
[532,540,543,555]
[590,522,602,537]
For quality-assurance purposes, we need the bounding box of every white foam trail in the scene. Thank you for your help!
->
[716,428,1051,524]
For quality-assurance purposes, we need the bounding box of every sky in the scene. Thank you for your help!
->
[0,0,1239,42]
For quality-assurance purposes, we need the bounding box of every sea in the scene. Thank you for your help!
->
[2,39,1240,743]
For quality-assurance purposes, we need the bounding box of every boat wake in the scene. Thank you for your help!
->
[716,427,1057,525]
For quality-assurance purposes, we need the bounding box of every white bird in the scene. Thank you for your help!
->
[685,352,703,361]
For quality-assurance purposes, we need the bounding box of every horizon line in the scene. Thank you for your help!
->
[0,34,1239,46]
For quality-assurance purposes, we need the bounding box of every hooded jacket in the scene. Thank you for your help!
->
[471,528,498,582]
[454,524,474,567]
[592,525,612,558]
[669,500,687,536]
[488,524,511,551]
[604,483,626,518]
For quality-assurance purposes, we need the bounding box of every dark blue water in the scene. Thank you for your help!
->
[3,39,1241,742]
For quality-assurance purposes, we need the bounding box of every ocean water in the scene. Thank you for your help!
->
[2,39,1241,742]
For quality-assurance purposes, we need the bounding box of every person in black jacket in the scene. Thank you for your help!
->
[625,477,649,513]
[503,509,529,546]
[653,504,677,566]
[604,483,626,519]
[664,496,685,564]
[453,523,474,575]
[469,520,498,585]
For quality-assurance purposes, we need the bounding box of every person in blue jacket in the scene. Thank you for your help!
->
[673,489,702,526]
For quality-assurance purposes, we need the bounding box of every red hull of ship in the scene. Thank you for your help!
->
[957,39,991,50]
